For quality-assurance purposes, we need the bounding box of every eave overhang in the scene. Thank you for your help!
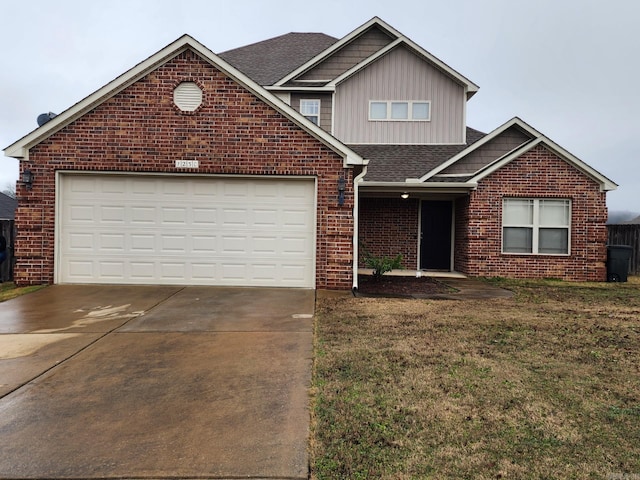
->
[359,181,477,196]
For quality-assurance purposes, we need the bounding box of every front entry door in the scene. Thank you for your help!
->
[420,200,452,270]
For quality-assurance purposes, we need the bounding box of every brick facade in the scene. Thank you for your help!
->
[360,146,608,281]
[359,197,419,269]
[460,145,608,281]
[15,49,355,289]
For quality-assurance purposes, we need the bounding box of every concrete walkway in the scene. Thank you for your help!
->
[0,285,314,479]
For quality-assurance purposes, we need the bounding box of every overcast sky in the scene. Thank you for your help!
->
[2,0,639,215]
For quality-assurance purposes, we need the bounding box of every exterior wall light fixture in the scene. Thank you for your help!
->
[338,177,346,206]
[401,192,409,199]
[21,169,34,190]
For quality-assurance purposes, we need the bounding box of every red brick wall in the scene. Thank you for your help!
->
[454,195,471,273]
[15,49,354,289]
[358,197,419,269]
[461,145,608,281]
[358,146,608,282]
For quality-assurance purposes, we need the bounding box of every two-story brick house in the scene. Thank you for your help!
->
[4,17,616,289]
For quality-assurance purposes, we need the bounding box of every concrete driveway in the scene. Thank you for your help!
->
[0,285,314,479]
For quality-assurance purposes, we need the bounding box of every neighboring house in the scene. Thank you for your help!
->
[3,17,616,289]
[0,192,17,282]
[0,192,17,221]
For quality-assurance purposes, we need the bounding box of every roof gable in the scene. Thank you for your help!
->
[414,117,616,191]
[467,134,617,192]
[292,24,395,85]
[4,35,364,167]
[275,17,479,98]
[436,124,534,176]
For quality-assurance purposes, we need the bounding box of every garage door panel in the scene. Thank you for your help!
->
[99,233,125,252]
[69,233,94,250]
[100,261,125,279]
[130,262,155,280]
[192,235,217,253]
[59,175,315,287]
[192,208,217,225]
[69,205,94,222]
[101,177,127,194]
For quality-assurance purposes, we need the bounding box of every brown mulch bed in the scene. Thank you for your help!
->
[356,274,453,297]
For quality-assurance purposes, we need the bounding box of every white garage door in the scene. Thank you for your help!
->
[57,174,316,287]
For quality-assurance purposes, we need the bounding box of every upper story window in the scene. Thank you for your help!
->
[502,198,571,255]
[369,101,430,121]
[300,99,320,125]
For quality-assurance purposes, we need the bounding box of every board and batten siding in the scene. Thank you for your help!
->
[333,46,466,144]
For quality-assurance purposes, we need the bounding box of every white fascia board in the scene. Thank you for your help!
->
[265,85,335,92]
[4,35,366,168]
[468,136,618,191]
[360,181,477,190]
[416,117,538,182]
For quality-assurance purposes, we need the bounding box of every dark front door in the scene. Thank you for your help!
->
[420,200,452,270]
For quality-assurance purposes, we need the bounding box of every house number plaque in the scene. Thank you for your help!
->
[175,160,199,169]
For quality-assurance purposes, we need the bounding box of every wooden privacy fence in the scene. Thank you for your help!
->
[0,220,15,282]
[608,224,640,275]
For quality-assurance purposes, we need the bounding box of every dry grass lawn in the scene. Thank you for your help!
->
[311,277,640,479]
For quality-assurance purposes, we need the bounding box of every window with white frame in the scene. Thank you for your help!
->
[502,198,571,255]
[369,101,430,121]
[300,99,320,125]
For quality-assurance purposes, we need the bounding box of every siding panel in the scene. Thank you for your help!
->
[334,46,465,144]
[290,93,333,132]
[298,27,394,81]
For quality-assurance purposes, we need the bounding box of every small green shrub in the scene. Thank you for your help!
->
[360,244,403,280]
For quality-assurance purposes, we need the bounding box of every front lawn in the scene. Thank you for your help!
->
[311,277,640,479]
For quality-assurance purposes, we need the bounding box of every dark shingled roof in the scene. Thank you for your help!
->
[219,33,338,85]
[350,127,486,182]
[0,192,17,220]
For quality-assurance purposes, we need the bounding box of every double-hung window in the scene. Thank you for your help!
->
[502,198,571,255]
[300,99,320,125]
[369,101,430,121]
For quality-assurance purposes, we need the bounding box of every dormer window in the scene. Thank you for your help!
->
[369,101,430,121]
[300,99,320,125]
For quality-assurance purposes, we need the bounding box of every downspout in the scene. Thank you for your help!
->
[352,165,368,293]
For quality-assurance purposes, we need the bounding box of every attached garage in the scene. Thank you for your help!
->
[5,35,362,290]
[57,174,316,287]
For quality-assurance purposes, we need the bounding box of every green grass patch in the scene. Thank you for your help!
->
[311,277,640,479]
[0,283,46,302]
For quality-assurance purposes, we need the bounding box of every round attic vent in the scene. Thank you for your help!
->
[173,82,203,112]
